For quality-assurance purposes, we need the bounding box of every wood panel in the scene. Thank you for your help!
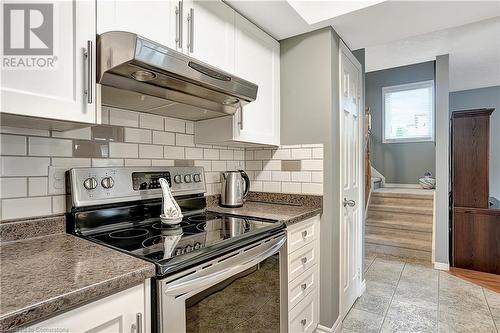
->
[451,109,493,208]
[448,267,500,293]
[453,208,500,274]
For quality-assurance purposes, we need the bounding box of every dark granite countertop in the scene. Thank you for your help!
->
[207,192,323,226]
[0,233,156,331]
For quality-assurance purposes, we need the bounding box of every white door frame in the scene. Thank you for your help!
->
[338,40,365,319]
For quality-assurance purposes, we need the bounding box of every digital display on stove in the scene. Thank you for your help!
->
[132,171,171,190]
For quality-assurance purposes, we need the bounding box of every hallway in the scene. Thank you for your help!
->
[342,254,500,333]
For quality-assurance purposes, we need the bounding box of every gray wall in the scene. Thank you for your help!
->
[434,55,450,265]
[449,86,500,199]
[366,61,436,183]
[281,27,341,328]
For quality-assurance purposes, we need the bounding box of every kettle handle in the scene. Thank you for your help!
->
[238,170,250,199]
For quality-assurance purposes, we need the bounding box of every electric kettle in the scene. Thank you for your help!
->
[220,170,250,207]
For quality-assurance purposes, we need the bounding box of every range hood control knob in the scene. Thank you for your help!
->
[174,175,182,184]
[101,177,114,189]
[184,175,192,183]
[193,174,201,182]
[83,177,98,190]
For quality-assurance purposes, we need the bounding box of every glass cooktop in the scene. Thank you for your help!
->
[87,212,281,265]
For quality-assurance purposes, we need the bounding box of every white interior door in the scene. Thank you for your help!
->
[339,41,363,318]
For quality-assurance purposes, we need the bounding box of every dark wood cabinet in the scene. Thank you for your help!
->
[451,108,499,274]
[452,109,493,208]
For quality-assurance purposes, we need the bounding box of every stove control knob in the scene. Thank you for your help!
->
[193,174,201,182]
[83,177,98,190]
[194,242,202,250]
[184,174,192,183]
[185,245,193,253]
[174,174,182,184]
[101,177,114,189]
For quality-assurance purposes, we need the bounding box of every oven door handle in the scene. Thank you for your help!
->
[164,234,286,295]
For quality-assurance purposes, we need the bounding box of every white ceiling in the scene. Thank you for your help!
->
[226,0,500,91]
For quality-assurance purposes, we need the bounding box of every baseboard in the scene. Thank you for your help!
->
[434,262,450,271]
[316,316,341,333]
[359,279,366,297]
[383,183,421,188]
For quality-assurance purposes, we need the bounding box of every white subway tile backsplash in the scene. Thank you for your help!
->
[272,149,291,160]
[52,195,66,214]
[212,161,227,172]
[302,183,323,195]
[250,180,263,192]
[263,160,281,171]
[109,108,139,127]
[1,134,26,155]
[302,160,323,171]
[52,128,91,140]
[29,177,48,196]
[125,159,152,167]
[291,148,312,159]
[91,159,124,167]
[291,171,312,182]
[255,170,272,181]
[194,160,212,172]
[165,117,185,133]
[254,150,272,160]
[1,126,49,137]
[262,181,281,193]
[282,182,301,194]
[272,171,291,182]
[185,121,194,134]
[205,172,221,184]
[176,133,194,147]
[203,149,219,160]
[109,142,138,158]
[139,113,164,130]
[124,128,152,143]
[164,146,185,159]
[311,172,323,183]
[1,196,51,220]
[139,144,163,159]
[219,150,234,160]
[246,161,262,171]
[185,148,203,160]
[312,148,323,159]
[245,151,253,160]
[1,157,50,176]
[0,178,27,198]
[51,158,91,168]
[234,150,244,160]
[226,160,241,171]
[29,137,72,157]
[152,159,174,166]
[153,131,175,145]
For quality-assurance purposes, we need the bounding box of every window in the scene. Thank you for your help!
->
[382,80,434,143]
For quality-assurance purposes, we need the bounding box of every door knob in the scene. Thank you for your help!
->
[343,198,356,207]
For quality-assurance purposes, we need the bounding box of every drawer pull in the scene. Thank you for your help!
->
[301,257,307,264]
[302,230,308,238]
[301,283,307,290]
[301,319,307,326]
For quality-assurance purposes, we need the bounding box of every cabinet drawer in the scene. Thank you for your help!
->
[288,290,318,333]
[288,242,317,281]
[288,264,318,311]
[287,217,318,254]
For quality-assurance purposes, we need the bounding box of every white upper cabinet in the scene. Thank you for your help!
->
[195,12,280,146]
[182,0,235,73]
[97,0,176,49]
[1,0,98,125]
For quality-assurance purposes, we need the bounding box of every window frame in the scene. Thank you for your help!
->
[382,80,435,144]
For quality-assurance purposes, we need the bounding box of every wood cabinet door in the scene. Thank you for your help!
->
[97,0,176,49]
[1,0,97,124]
[233,13,280,146]
[185,0,235,73]
[24,283,148,333]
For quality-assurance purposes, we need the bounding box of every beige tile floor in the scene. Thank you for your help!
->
[342,253,500,333]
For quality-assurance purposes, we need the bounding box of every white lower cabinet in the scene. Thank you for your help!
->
[23,281,150,333]
[285,215,320,332]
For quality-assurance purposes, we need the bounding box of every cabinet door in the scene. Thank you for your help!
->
[234,13,280,146]
[24,283,147,333]
[185,0,235,73]
[1,0,97,124]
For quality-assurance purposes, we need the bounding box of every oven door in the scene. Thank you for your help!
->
[158,232,287,333]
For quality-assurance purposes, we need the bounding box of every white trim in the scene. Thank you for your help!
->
[359,279,366,297]
[434,262,450,271]
[316,316,341,333]
[383,183,422,188]
[382,80,435,144]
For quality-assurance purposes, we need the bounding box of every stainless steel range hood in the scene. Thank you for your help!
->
[97,31,258,121]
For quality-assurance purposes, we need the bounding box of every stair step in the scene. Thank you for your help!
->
[366,226,432,241]
[369,204,433,215]
[370,196,433,208]
[371,191,434,201]
[365,243,432,261]
[366,233,432,252]
[366,218,433,232]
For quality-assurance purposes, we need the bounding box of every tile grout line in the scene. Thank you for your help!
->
[482,287,500,333]
[377,255,406,333]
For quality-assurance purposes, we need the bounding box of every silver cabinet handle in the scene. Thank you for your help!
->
[301,318,307,326]
[301,257,307,264]
[187,7,194,53]
[176,1,183,48]
[301,283,307,290]
[237,104,244,130]
[132,313,142,333]
[302,230,308,238]
[84,40,93,104]
[343,198,356,207]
